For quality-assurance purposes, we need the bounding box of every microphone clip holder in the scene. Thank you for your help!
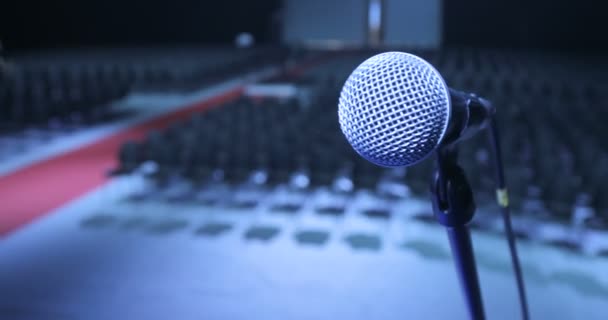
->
[430,146,486,320]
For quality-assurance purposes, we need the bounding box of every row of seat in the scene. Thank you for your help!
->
[113,48,608,230]
[0,64,131,128]
[0,48,288,132]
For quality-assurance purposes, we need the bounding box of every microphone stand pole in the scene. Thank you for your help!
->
[431,146,486,320]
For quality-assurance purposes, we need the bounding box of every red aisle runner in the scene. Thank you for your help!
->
[0,88,243,235]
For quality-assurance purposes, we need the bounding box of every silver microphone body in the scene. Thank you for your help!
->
[338,51,494,168]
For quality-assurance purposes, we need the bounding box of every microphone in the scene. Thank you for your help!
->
[338,51,494,168]
[337,51,529,320]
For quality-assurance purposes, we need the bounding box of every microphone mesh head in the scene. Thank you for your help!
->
[338,52,451,167]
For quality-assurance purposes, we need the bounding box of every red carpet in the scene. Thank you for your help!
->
[0,88,243,236]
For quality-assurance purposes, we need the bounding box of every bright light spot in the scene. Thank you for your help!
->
[369,0,382,31]
[235,32,254,48]
[291,173,310,189]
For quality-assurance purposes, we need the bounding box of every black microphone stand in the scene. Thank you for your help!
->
[431,146,485,320]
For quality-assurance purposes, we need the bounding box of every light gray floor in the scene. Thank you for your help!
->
[1,177,607,320]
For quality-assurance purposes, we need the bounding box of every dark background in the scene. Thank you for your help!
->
[443,0,607,53]
[0,0,281,49]
[1,0,606,52]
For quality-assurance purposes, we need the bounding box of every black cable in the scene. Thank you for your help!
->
[487,118,530,320]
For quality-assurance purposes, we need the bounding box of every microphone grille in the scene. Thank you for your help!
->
[338,52,451,167]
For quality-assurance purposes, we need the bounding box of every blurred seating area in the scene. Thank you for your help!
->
[431,49,608,229]
[108,48,608,253]
[0,47,286,133]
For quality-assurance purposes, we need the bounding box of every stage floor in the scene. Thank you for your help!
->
[1,177,608,319]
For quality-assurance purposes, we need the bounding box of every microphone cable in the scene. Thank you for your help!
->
[487,117,530,320]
